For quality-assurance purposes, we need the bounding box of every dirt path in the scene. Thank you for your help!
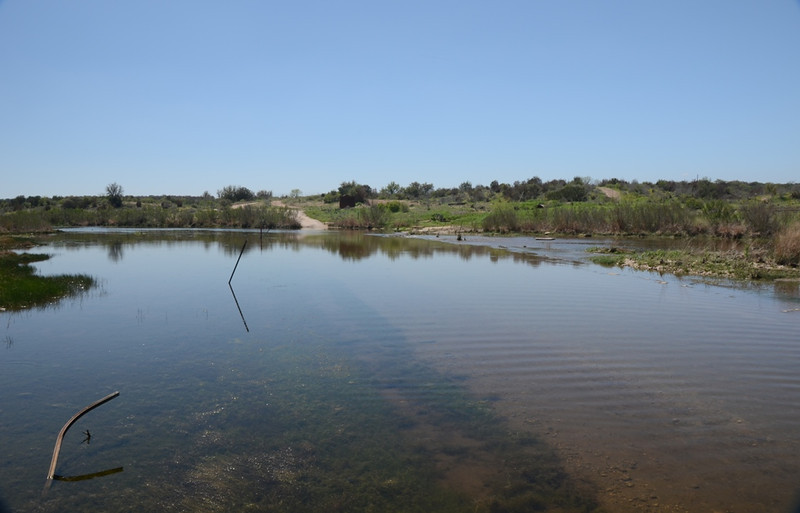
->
[597,186,621,200]
[272,201,327,230]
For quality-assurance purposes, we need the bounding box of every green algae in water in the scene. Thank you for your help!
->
[0,252,95,310]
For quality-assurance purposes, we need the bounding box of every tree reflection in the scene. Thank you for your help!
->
[107,241,124,262]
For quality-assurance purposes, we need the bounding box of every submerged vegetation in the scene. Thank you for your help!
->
[30,315,601,513]
[0,237,95,310]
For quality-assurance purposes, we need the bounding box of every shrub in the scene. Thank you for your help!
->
[385,201,408,213]
[359,204,389,229]
[218,186,255,202]
[739,201,777,235]
[545,183,588,202]
[483,204,518,232]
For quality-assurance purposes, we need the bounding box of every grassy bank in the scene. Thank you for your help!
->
[0,252,95,310]
[588,244,800,281]
[0,235,96,310]
[4,180,800,274]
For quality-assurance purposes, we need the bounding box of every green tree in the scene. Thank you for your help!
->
[380,181,401,197]
[338,181,372,204]
[217,186,255,202]
[402,181,433,199]
[106,183,124,208]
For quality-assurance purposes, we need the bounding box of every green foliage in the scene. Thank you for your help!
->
[0,252,95,310]
[338,181,373,204]
[739,201,777,235]
[402,181,434,199]
[380,181,402,197]
[328,204,389,230]
[322,190,340,204]
[106,182,124,208]
[385,201,409,213]
[546,183,588,202]
[482,203,519,232]
[0,210,52,232]
[217,185,255,202]
[617,248,800,281]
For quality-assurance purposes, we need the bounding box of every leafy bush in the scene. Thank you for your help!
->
[385,201,408,213]
[740,201,777,235]
[359,205,389,229]
[545,183,588,202]
[217,185,255,202]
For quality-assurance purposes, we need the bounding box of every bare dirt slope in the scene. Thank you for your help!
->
[271,201,327,230]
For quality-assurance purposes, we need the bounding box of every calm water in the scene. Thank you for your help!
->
[1,229,799,513]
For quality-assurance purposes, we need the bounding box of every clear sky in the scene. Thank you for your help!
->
[1,1,799,198]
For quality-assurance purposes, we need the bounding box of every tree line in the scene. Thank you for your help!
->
[2,177,799,212]
[320,177,800,206]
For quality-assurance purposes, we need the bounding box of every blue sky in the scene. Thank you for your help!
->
[1,1,799,198]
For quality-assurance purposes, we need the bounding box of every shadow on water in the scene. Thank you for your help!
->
[53,466,124,482]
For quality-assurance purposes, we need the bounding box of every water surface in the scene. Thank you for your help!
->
[1,229,799,512]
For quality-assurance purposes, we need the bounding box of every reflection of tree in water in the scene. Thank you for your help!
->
[107,241,124,262]
[48,229,550,269]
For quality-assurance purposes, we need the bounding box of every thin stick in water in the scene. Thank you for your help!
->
[46,391,120,481]
[229,239,248,284]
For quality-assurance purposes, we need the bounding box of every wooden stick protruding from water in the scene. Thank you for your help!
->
[229,240,248,284]
[46,391,120,481]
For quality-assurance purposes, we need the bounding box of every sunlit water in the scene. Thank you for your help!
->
[1,229,798,512]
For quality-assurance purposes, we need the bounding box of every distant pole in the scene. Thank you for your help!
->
[229,240,247,284]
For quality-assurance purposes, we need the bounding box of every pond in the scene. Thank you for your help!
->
[1,229,799,513]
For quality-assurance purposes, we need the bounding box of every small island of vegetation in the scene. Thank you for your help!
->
[0,235,95,311]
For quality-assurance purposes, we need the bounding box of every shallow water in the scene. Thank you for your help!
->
[1,229,799,512]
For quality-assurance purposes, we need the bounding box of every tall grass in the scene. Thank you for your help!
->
[0,205,301,230]
[328,205,390,230]
[482,202,697,235]
[0,210,53,232]
[774,222,800,266]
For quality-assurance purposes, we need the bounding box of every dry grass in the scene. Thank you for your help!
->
[774,222,800,266]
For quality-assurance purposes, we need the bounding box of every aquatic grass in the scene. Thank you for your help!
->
[597,247,800,281]
[0,252,95,310]
[586,246,631,267]
[90,335,600,513]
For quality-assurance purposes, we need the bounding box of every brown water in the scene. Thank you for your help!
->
[1,229,798,512]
